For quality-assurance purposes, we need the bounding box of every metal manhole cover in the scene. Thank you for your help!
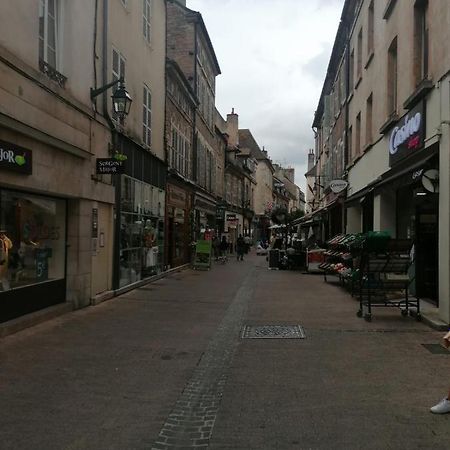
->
[241,325,306,339]
[422,344,450,355]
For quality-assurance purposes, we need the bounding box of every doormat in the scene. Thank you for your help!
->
[422,344,450,355]
[241,325,306,339]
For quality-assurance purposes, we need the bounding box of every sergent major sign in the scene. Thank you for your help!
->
[389,102,424,166]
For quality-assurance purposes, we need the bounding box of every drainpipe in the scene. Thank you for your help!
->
[102,0,121,290]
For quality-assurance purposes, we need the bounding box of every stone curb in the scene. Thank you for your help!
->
[0,263,191,339]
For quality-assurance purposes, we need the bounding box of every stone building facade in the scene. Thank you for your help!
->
[166,0,222,238]
[310,0,450,324]
[0,0,114,322]
[164,59,197,269]
[102,0,167,290]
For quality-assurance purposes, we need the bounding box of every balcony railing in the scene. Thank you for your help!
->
[39,59,67,88]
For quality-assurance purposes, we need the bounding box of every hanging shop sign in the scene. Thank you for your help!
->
[389,102,425,167]
[329,180,348,194]
[0,140,32,175]
[96,158,125,175]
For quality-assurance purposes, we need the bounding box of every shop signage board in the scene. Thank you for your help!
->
[0,140,32,175]
[329,180,348,193]
[389,101,425,167]
[96,158,125,174]
[193,239,212,270]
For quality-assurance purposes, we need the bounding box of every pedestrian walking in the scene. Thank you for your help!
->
[212,236,220,261]
[236,234,245,261]
[219,236,228,257]
[430,330,450,414]
[244,234,251,254]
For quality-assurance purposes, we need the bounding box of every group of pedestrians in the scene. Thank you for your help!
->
[212,234,250,262]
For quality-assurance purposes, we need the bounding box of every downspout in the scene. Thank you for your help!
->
[93,0,98,97]
[102,0,121,290]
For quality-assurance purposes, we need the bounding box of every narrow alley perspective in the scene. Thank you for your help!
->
[1,253,449,450]
[1,0,450,449]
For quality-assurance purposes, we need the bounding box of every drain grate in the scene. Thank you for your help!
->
[241,325,306,339]
[422,344,450,355]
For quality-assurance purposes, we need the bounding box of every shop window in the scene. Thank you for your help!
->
[387,37,398,115]
[414,0,428,86]
[119,176,164,287]
[0,190,66,293]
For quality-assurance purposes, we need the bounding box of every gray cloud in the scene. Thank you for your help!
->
[187,0,344,189]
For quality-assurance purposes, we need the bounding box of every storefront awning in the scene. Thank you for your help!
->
[374,147,438,191]
[345,183,377,206]
[346,146,439,206]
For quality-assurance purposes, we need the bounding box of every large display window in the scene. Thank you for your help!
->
[0,190,66,293]
[119,175,165,288]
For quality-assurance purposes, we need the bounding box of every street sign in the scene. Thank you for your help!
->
[96,158,125,175]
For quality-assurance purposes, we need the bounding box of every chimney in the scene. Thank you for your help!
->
[226,108,239,147]
[284,168,295,183]
[262,146,268,157]
[307,149,315,171]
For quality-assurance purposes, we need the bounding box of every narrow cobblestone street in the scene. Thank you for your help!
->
[1,253,450,449]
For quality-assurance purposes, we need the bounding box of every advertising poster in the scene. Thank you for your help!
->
[193,239,212,270]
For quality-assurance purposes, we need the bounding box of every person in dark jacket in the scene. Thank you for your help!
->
[236,234,245,261]
[219,236,229,257]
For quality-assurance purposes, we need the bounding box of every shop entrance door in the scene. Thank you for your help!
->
[415,197,438,303]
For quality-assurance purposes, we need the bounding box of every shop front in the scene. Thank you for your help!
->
[0,188,67,322]
[225,211,243,252]
[165,181,192,269]
[115,136,167,289]
[347,100,440,304]
[374,147,439,303]
[193,192,216,239]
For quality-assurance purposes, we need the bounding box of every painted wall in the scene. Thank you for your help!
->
[107,0,166,161]
[254,162,273,216]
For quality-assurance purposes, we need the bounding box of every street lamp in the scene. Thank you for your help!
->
[90,77,132,120]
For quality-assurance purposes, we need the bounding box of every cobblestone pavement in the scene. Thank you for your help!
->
[1,253,450,450]
[151,269,254,449]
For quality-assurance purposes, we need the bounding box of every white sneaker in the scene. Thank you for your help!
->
[430,398,450,414]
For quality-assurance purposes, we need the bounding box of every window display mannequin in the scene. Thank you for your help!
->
[0,229,13,291]
[143,219,158,269]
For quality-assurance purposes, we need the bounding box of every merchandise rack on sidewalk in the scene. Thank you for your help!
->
[319,233,420,322]
[319,234,363,295]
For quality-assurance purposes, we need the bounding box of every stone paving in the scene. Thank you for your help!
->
[1,253,450,450]
[151,269,254,449]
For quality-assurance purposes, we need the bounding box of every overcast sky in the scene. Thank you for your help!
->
[187,0,344,190]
